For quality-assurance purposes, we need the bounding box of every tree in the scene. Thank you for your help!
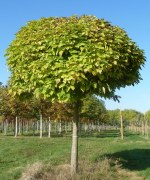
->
[108,109,124,139]
[122,109,143,134]
[144,110,150,138]
[6,15,145,174]
[108,109,120,126]
[81,95,108,132]
[145,110,150,120]
[119,109,124,139]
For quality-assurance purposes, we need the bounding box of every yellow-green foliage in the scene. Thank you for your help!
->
[6,15,145,102]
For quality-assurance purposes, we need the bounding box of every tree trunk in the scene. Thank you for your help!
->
[4,119,8,135]
[54,121,57,134]
[59,120,62,135]
[65,121,68,133]
[33,120,36,136]
[40,114,43,138]
[120,109,124,140]
[37,121,39,132]
[26,119,29,133]
[145,120,149,138]
[21,119,24,135]
[15,116,18,137]
[43,120,46,133]
[92,122,95,131]
[98,122,101,132]
[18,119,21,135]
[48,117,51,138]
[71,100,80,175]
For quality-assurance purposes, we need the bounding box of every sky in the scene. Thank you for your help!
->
[0,0,150,113]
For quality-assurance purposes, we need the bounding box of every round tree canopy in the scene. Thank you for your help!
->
[6,15,145,102]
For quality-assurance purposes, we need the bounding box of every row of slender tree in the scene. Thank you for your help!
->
[0,85,110,137]
[1,84,149,138]
[108,109,150,138]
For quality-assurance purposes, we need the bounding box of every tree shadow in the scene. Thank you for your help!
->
[98,149,150,171]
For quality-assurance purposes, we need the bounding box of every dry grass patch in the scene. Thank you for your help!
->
[20,162,71,180]
[20,158,144,180]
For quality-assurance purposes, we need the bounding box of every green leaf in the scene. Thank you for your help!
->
[113,61,117,65]
[102,87,105,94]
[59,51,63,56]
[93,83,97,89]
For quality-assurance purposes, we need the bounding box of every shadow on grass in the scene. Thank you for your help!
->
[98,149,150,171]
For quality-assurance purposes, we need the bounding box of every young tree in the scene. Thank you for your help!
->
[5,15,145,174]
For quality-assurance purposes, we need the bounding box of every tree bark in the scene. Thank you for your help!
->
[65,121,68,133]
[4,119,8,135]
[33,120,36,136]
[40,113,43,138]
[59,120,62,135]
[15,116,18,137]
[21,119,24,135]
[36,120,39,132]
[48,117,51,138]
[26,119,29,133]
[18,119,21,135]
[55,121,57,134]
[145,120,149,138]
[71,100,80,175]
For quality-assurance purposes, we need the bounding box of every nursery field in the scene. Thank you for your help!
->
[0,130,150,180]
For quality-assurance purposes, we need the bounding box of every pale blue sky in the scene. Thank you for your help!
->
[0,0,150,113]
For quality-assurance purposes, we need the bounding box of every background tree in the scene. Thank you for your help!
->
[81,95,108,132]
[144,110,150,138]
[6,15,145,174]
[108,109,120,127]
[144,110,150,123]
[122,109,143,134]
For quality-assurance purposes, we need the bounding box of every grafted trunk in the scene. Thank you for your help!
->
[71,100,80,175]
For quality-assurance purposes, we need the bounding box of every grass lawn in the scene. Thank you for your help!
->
[0,130,150,179]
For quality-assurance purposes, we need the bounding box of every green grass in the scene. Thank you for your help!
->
[0,131,150,179]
